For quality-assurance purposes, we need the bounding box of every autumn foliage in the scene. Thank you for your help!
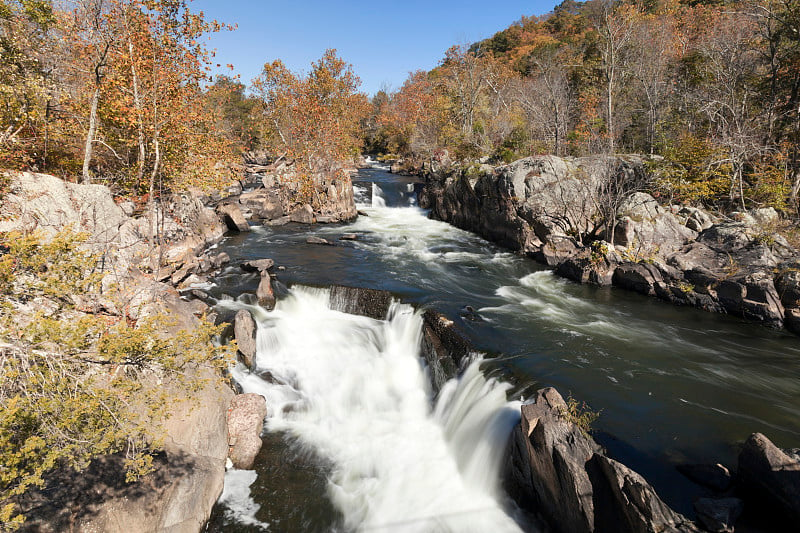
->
[368,0,800,216]
[252,49,369,202]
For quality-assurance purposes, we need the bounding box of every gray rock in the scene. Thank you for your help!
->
[329,285,393,319]
[738,432,800,523]
[216,203,250,232]
[211,252,230,269]
[227,393,267,469]
[289,203,314,224]
[241,258,275,273]
[694,498,743,533]
[257,272,276,309]
[234,309,257,369]
[751,207,779,226]
[504,387,697,533]
[306,236,331,245]
[340,233,358,241]
[613,263,663,296]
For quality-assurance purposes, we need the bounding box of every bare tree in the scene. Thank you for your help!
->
[514,47,574,156]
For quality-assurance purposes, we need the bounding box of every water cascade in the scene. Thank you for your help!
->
[220,287,527,532]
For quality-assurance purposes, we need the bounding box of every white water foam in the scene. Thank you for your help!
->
[217,469,270,530]
[225,286,526,532]
[371,183,387,208]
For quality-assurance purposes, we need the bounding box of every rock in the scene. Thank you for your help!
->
[0,172,128,245]
[289,203,314,224]
[234,309,257,369]
[329,285,393,320]
[257,272,276,309]
[751,207,779,226]
[216,203,250,232]
[786,308,800,335]
[504,387,696,533]
[211,252,230,269]
[340,233,358,241]
[178,273,205,290]
[504,388,597,533]
[612,262,663,296]
[738,432,800,523]
[227,393,268,470]
[676,463,733,492]
[266,216,290,226]
[306,236,331,245]
[693,498,743,533]
[118,200,136,217]
[679,206,715,232]
[420,309,472,393]
[241,258,275,273]
[775,267,800,309]
[315,216,334,223]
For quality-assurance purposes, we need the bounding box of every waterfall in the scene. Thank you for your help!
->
[371,183,387,208]
[225,286,527,532]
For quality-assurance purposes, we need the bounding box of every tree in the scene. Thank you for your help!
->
[514,46,574,155]
[253,49,368,201]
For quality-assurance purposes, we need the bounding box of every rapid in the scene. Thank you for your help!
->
[207,166,800,530]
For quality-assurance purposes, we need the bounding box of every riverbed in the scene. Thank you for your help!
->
[206,166,800,531]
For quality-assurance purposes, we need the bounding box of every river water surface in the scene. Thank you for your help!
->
[207,167,800,531]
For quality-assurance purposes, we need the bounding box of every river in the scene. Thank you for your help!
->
[206,166,800,531]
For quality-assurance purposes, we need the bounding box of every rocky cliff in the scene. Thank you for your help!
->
[420,156,800,334]
[0,171,261,532]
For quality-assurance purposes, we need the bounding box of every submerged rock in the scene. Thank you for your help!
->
[693,497,742,533]
[306,236,331,245]
[676,463,733,492]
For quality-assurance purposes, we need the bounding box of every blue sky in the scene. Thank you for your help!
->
[192,0,559,96]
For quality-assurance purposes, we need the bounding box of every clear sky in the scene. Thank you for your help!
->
[192,0,559,96]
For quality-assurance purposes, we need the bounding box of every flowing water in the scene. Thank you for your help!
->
[207,166,800,531]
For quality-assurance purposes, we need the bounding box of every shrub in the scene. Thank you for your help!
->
[0,229,233,528]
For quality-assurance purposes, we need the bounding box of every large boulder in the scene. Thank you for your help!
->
[234,309,257,369]
[288,203,314,224]
[256,272,276,310]
[738,432,800,523]
[504,387,697,533]
[216,203,250,232]
[227,393,268,469]
[0,172,128,245]
[612,263,663,296]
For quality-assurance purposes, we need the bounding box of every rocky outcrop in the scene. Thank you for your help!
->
[22,374,234,533]
[1,171,237,532]
[219,159,358,225]
[227,393,268,469]
[737,432,800,523]
[420,155,800,334]
[504,387,698,533]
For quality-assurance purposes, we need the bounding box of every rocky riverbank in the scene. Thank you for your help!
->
[0,171,268,532]
[419,155,800,336]
[208,156,358,231]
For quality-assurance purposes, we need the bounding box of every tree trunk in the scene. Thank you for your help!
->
[82,87,100,184]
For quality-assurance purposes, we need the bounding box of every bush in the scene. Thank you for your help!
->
[0,229,233,529]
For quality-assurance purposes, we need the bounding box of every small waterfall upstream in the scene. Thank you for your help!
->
[217,286,527,532]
